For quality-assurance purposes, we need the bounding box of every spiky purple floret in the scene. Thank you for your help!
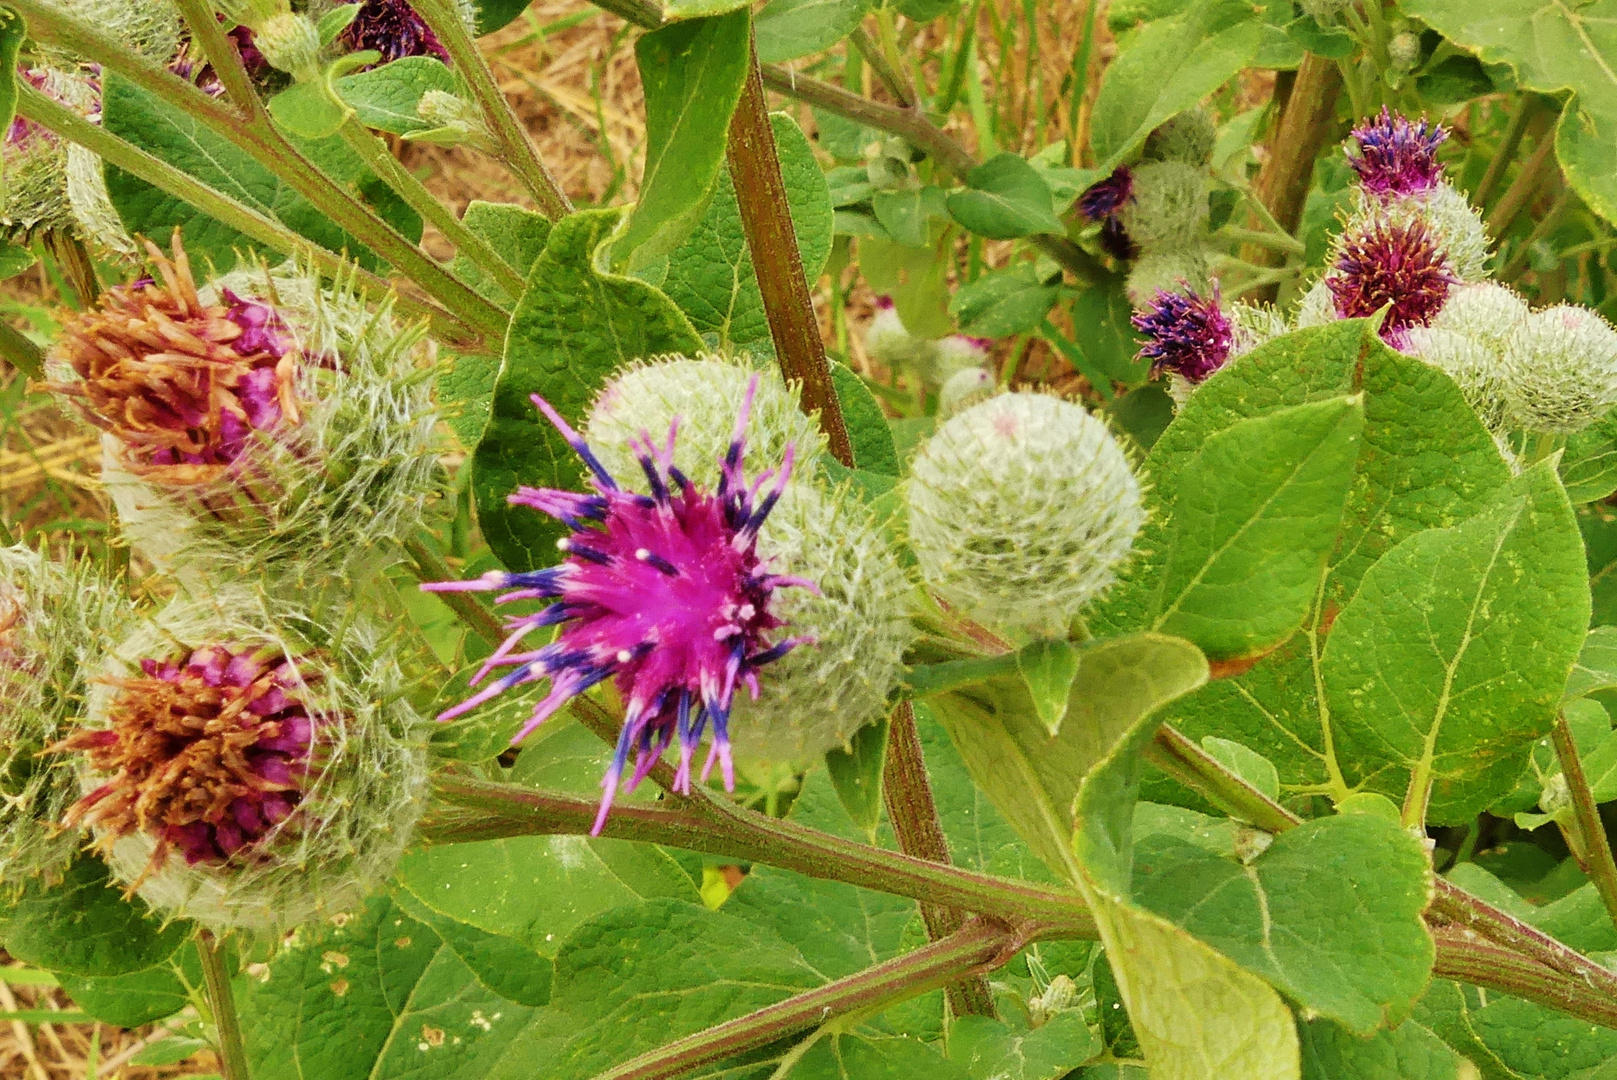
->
[1327,216,1455,345]
[424,378,813,833]
[1347,107,1447,198]
[1132,285,1232,384]
[342,0,449,65]
[1078,166,1134,222]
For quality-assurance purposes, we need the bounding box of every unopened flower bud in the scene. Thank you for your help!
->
[0,546,134,891]
[1124,247,1210,308]
[1028,974,1078,1028]
[1120,161,1209,253]
[1430,282,1529,355]
[938,366,994,417]
[414,89,495,150]
[1388,32,1422,72]
[1294,278,1337,330]
[1500,304,1617,433]
[254,12,322,80]
[907,392,1144,634]
[924,334,993,391]
[55,592,427,931]
[585,356,825,489]
[0,68,129,253]
[1144,109,1216,167]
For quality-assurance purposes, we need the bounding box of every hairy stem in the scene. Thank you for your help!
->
[14,87,473,345]
[197,931,250,1080]
[427,774,1098,935]
[1474,94,1548,210]
[404,539,509,646]
[171,0,262,116]
[1485,123,1559,238]
[337,118,527,297]
[884,701,997,1017]
[589,919,1030,1080]
[1551,713,1617,932]
[6,0,507,343]
[1145,726,1297,833]
[848,26,914,109]
[727,43,856,467]
[410,0,573,220]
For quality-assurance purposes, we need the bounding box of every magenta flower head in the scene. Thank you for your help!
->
[1079,167,1137,261]
[342,0,450,65]
[425,378,813,832]
[1326,216,1456,346]
[1347,107,1447,198]
[1132,285,1233,384]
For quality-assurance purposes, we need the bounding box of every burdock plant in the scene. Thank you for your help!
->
[1,2,1616,1079]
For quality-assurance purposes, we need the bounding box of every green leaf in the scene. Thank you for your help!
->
[267,80,350,140]
[476,0,535,33]
[1298,1017,1465,1080]
[131,1036,211,1067]
[0,8,27,140]
[874,185,950,248]
[315,3,362,44]
[0,856,188,977]
[394,891,555,1006]
[754,0,868,63]
[929,634,1209,878]
[946,155,1065,240]
[1017,638,1082,736]
[948,1013,1100,1080]
[337,56,459,135]
[1467,993,1617,1079]
[1106,397,1365,662]
[102,74,421,272]
[1565,625,1617,703]
[662,113,834,360]
[473,207,702,572]
[56,944,200,1028]
[824,712,890,838]
[950,265,1063,338]
[1411,980,1525,1080]
[1399,0,1617,226]
[1089,0,1265,170]
[240,894,541,1079]
[1324,462,1591,824]
[0,240,35,280]
[620,9,753,273]
[1133,813,1435,1033]
[1199,737,1279,800]
[725,860,917,983]
[1559,410,1617,504]
[1583,503,1617,627]
[791,1032,971,1079]
[661,0,751,18]
[1285,15,1355,59]
[860,234,952,338]
[830,361,900,474]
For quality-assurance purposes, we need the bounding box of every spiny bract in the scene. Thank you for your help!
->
[1500,304,1617,434]
[907,392,1144,635]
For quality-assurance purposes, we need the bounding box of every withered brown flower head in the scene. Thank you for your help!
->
[41,234,300,486]
[55,643,323,883]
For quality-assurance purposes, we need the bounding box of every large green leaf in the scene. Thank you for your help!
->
[0,856,188,977]
[946,154,1065,240]
[1399,0,1617,226]
[927,634,1209,880]
[661,113,834,361]
[1298,1017,1466,1080]
[948,1013,1101,1080]
[1132,813,1434,1033]
[1089,0,1266,170]
[101,74,421,273]
[1323,462,1590,824]
[1466,993,1617,1080]
[754,0,868,63]
[472,207,701,572]
[337,56,458,135]
[620,10,753,273]
[1412,980,1525,1080]
[56,943,202,1027]
[791,1032,971,1079]
[240,894,546,1079]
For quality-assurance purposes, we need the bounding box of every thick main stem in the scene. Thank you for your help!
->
[589,919,1027,1080]
[1551,714,1617,931]
[884,701,997,1017]
[726,44,855,468]
[197,931,250,1080]
[410,0,573,220]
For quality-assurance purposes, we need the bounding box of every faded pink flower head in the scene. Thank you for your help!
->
[424,378,813,832]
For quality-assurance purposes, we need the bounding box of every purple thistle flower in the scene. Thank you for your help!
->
[1347,107,1447,198]
[342,0,450,66]
[424,378,814,833]
[1078,166,1134,221]
[1326,216,1456,345]
[1132,285,1233,384]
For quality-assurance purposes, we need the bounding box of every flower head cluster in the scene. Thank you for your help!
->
[1325,217,1455,345]
[54,644,319,877]
[1133,285,1233,384]
[426,381,813,831]
[1347,107,1447,198]
[44,238,300,484]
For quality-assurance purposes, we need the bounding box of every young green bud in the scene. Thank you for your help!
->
[584,355,826,489]
[1388,31,1422,71]
[1144,109,1216,167]
[1119,161,1210,253]
[1429,281,1530,356]
[57,590,428,932]
[1500,304,1617,433]
[938,365,995,417]
[254,12,323,80]
[907,392,1144,635]
[1125,247,1210,308]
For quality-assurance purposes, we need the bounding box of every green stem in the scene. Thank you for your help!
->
[1550,713,1617,933]
[872,10,919,108]
[0,319,43,380]
[1145,727,1297,833]
[1429,925,1617,1030]
[726,42,856,467]
[426,774,1098,935]
[14,87,474,346]
[588,919,1029,1080]
[1474,94,1546,210]
[410,0,573,220]
[5,0,508,343]
[1499,185,1572,282]
[1218,225,1305,256]
[197,931,250,1080]
[171,0,263,115]
[1485,124,1559,238]
[336,118,527,297]
[883,701,998,1017]
[848,25,914,109]
[403,539,508,647]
